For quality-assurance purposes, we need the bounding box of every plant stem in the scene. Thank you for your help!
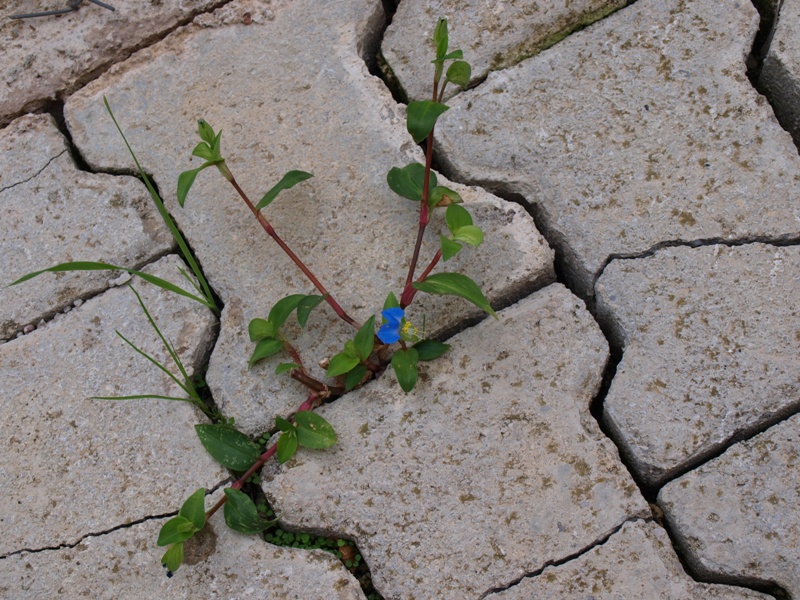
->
[227,176,359,329]
[400,249,442,309]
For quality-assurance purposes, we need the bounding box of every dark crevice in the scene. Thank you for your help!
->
[0,147,67,194]
[745,0,782,83]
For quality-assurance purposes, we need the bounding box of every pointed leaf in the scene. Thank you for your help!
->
[277,430,298,464]
[179,488,207,530]
[296,294,325,327]
[276,416,295,433]
[413,272,496,317]
[391,348,419,393]
[249,337,284,367]
[412,339,450,361]
[194,424,261,470]
[157,516,198,546]
[354,316,376,361]
[177,168,201,207]
[386,163,437,201]
[326,351,360,378]
[429,185,462,208]
[161,543,184,575]
[383,291,400,310]
[294,411,337,449]
[440,235,462,261]
[275,362,299,375]
[249,318,276,341]
[223,488,276,534]
[191,142,214,161]
[268,294,307,330]
[434,18,449,60]
[407,101,449,143]
[442,49,463,60]
[446,60,472,88]
[197,119,216,144]
[345,364,368,390]
[453,225,484,247]
[445,204,473,232]
[256,170,313,211]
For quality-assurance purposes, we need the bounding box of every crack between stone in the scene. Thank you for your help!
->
[0,149,67,194]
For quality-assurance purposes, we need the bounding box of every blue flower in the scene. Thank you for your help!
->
[377,307,404,344]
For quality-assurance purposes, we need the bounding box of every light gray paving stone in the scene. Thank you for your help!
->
[0,113,174,340]
[595,243,800,487]
[381,0,625,102]
[0,255,227,555]
[64,0,554,435]
[759,0,800,145]
[488,520,770,599]
[436,0,800,300]
[262,284,648,600]
[0,516,366,599]
[659,413,800,597]
[0,0,223,126]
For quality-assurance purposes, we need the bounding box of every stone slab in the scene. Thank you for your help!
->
[0,516,366,599]
[488,520,770,599]
[262,284,647,599]
[64,0,554,435]
[0,255,227,555]
[0,113,174,340]
[595,243,800,486]
[381,0,625,101]
[0,0,223,126]
[436,0,800,300]
[759,0,800,145]
[659,413,800,597]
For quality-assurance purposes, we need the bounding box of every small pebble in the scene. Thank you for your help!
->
[22,324,35,334]
[74,299,84,307]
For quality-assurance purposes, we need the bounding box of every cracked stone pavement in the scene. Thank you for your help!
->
[1,0,798,598]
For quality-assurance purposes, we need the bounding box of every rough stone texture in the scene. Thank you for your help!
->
[435,0,800,300]
[488,520,770,599]
[0,517,366,599]
[0,0,224,126]
[262,284,648,600]
[659,413,800,597]
[0,255,226,555]
[64,0,554,435]
[595,243,800,486]
[759,0,800,146]
[0,113,174,340]
[381,0,626,101]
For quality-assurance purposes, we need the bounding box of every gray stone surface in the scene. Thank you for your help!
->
[0,0,223,126]
[660,413,800,597]
[759,0,800,145]
[381,0,626,101]
[488,520,769,599]
[262,284,647,600]
[596,243,800,486]
[0,516,366,599]
[0,113,174,340]
[0,255,226,555]
[64,0,554,435]
[436,0,800,300]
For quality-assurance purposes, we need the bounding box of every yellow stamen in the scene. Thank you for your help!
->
[401,321,418,337]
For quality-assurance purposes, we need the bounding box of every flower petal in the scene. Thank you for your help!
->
[377,322,401,344]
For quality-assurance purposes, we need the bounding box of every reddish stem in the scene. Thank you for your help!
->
[400,248,442,308]
[228,176,359,329]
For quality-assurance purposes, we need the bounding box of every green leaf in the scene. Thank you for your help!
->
[354,316,376,361]
[177,168,201,207]
[255,170,313,211]
[161,543,184,574]
[248,318,276,341]
[223,488,276,534]
[413,339,450,361]
[386,163,437,201]
[441,49,463,60]
[277,430,298,464]
[407,101,449,143]
[194,424,261,470]
[446,60,472,88]
[197,119,216,144]
[445,204,473,232]
[276,416,295,432]
[268,294,307,330]
[275,362,299,375]
[326,350,360,378]
[391,348,419,393]
[344,364,368,390]
[157,516,198,546]
[453,225,484,247]
[210,130,223,157]
[179,488,207,530]
[440,235,463,261]
[383,291,400,310]
[296,294,325,327]
[434,18,449,60]
[413,272,496,318]
[249,337,284,367]
[294,411,337,449]
[429,185,462,208]
[191,142,214,161]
